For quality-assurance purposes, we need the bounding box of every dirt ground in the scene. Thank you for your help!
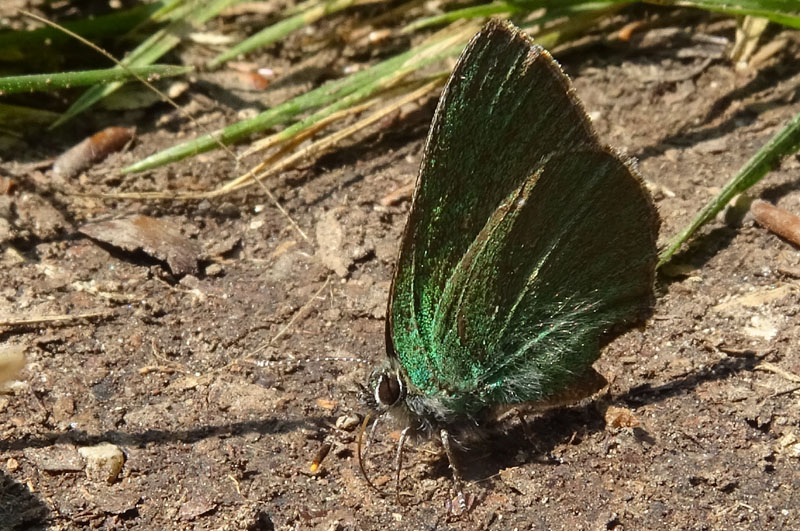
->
[1,5,800,530]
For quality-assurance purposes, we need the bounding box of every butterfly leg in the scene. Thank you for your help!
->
[512,408,533,441]
[363,414,382,459]
[394,426,411,505]
[440,429,468,514]
[514,408,561,464]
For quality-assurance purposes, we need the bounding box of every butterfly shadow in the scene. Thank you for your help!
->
[0,469,50,530]
[635,58,800,163]
[759,176,800,207]
[434,351,760,486]
[0,415,326,453]
[658,225,739,279]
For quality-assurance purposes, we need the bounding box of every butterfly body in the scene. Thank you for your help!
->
[362,20,659,499]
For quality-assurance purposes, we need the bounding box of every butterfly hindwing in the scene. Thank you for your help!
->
[430,149,658,412]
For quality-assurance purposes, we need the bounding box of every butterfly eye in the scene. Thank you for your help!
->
[374,372,403,407]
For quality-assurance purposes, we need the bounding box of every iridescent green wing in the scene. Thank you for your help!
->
[429,148,658,413]
[388,20,601,396]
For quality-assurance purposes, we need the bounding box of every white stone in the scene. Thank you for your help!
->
[79,443,125,483]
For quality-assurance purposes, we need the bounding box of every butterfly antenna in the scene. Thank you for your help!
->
[394,426,411,506]
[357,413,385,493]
[254,355,369,369]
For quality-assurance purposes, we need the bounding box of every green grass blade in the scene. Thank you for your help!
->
[208,0,362,69]
[122,27,473,174]
[403,2,522,32]
[51,0,238,128]
[404,0,635,32]
[0,102,61,129]
[646,0,800,27]
[112,0,800,177]
[125,0,628,174]
[0,65,192,95]
[508,0,631,6]
[148,0,195,22]
[658,109,800,267]
[0,2,166,52]
[527,2,628,48]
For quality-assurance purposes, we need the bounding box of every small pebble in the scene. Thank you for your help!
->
[205,263,224,277]
[335,414,360,431]
[79,442,125,483]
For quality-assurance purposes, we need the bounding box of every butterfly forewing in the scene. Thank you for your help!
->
[388,20,658,409]
[388,21,595,391]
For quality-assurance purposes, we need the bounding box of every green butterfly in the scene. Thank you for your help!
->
[362,19,659,507]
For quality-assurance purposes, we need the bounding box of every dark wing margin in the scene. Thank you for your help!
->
[387,19,603,395]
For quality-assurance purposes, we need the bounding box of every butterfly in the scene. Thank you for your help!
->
[360,19,659,509]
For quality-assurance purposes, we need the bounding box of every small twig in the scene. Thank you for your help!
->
[227,474,243,497]
[652,57,714,84]
[255,277,331,353]
[717,346,771,358]
[139,338,188,375]
[751,199,800,247]
[777,266,800,279]
[755,361,800,383]
[771,385,800,398]
[379,181,415,206]
[253,177,310,243]
[138,365,186,375]
[0,310,115,328]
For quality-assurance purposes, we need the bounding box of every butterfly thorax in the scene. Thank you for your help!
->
[366,362,492,440]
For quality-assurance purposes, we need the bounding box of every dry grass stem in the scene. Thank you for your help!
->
[85,76,445,202]
[263,276,331,348]
[0,310,116,328]
[756,361,800,383]
[230,76,445,194]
